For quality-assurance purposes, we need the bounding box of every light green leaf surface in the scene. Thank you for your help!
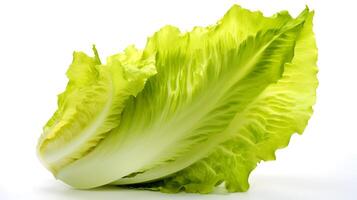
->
[37,5,318,193]
[38,46,156,172]
[131,10,318,193]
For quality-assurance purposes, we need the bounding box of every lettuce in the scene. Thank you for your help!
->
[37,5,318,193]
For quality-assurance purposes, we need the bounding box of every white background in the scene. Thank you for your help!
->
[0,0,356,199]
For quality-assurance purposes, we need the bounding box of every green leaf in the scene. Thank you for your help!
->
[130,9,318,194]
[52,5,317,192]
[37,46,156,173]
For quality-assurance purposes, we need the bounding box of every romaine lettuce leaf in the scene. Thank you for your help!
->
[38,45,156,172]
[37,5,317,193]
